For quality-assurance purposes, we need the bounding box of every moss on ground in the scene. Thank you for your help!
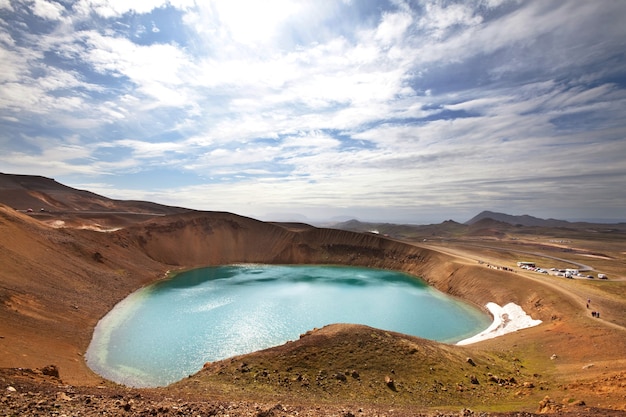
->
[173,324,550,411]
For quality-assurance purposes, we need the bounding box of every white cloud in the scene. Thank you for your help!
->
[418,2,482,38]
[73,0,173,19]
[209,0,301,46]
[30,0,65,21]
[0,41,39,84]
[83,32,185,82]
[111,139,187,158]
[375,11,413,44]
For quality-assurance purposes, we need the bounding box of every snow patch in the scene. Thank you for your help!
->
[456,302,542,345]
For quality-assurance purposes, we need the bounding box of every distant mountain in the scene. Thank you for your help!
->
[464,210,626,230]
[331,218,468,240]
[333,211,626,239]
[335,211,584,234]
[465,211,574,228]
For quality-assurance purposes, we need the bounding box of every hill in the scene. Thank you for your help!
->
[332,219,469,240]
[465,210,626,229]
[0,172,190,230]
[464,210,569,227]
[173,323,543,409]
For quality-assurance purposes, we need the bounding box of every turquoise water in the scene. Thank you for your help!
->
[86,265,490,387]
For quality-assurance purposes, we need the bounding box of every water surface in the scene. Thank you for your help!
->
[86,265,490,387]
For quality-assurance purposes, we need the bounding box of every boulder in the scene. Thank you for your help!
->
[41,365,59,378]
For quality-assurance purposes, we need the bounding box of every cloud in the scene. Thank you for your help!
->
[0,0,625,222]
[73,0,174,19]
[417,2,482,38]
[0,0,13,11]
[30,0,65,20]
[208,0,301,46]
[375,11,413,44]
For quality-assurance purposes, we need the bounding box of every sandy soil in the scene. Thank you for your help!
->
[1,203,626,415]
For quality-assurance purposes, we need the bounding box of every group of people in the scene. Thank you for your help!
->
[587,298,600,318]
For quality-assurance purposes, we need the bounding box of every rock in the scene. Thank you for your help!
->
[466,357,476,366]
[121,399,133,411]
[469,375,479,384]
[6,386,16,393]
[550,354,558,360]
[334,372,347,382]
[56,392,72,401]
[237,362,250,373]
[257,403,285,417]
[41,365,60,378]
[538,396,562,413]
[384,375,396,391]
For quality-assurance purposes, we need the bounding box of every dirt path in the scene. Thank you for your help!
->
[422,241,626,331]
[452,242,594,270]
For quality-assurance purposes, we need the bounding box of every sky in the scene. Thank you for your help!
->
[1,0,626,224]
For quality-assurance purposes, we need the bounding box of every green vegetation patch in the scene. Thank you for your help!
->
[173,325,548,410]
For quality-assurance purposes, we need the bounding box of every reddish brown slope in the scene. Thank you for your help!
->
[0,204,169,382]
